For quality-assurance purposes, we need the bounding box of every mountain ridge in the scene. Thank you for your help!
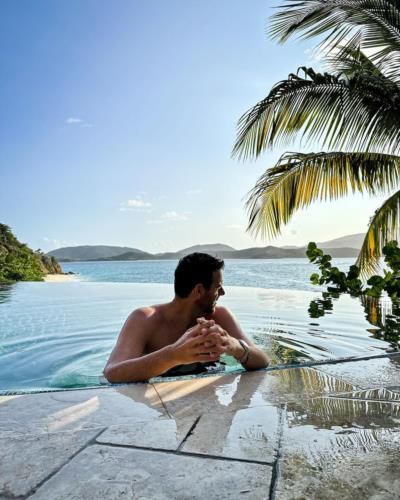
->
[47,234,363,262]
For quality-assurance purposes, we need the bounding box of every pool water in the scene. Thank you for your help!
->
[0,282,394,393]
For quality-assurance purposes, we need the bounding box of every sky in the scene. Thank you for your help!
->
[0,0,387,253]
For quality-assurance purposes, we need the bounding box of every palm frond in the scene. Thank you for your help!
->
[233,65,400,160]
[270,1,400,58]
[357,189,400,275]
[378,50,400,83]
[246,151,400,240]
[233,68,343,159]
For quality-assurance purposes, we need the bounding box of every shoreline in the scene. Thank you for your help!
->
[44,274,79,282]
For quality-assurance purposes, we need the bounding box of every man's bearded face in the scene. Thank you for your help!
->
[198,270,225,314]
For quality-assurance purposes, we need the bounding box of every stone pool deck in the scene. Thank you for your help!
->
[1,354,400,500]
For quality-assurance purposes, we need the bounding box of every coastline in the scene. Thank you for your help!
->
[44,274,79,282]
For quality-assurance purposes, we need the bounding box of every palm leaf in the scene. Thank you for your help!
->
[233,65,400,160]
[270,0,400,59]
[357,189,400,275]
[246,151,400,241]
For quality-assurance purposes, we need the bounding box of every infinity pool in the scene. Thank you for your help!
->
[0,282,394,393]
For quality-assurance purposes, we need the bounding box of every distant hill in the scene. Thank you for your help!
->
[219,246,306,259]
[218,246,359,259]
[155,243,235,259]
[48,245,147,262]
[175,243,235,256]
[47,234,363,262]
[318,233,364,250]
[99,250,154,261]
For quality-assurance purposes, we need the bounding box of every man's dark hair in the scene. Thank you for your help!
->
[174,252,224,298]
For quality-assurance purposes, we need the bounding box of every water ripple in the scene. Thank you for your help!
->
[0,281,393,391]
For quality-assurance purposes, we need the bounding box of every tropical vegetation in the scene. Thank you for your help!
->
[306,241,400,347]
[307,240,400,298]
[0,223,61,282]
[233,0,400,276]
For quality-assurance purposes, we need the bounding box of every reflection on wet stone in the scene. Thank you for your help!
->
[335,387,400,402]
[276,397,400,499]
[316,354,400,389]
[287,397,400,430]
[155,368,356,421]
[182,405,280,462]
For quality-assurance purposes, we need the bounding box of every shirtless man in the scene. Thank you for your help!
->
[103,253,269,383]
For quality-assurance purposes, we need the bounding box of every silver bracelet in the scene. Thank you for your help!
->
[237,339,250,364]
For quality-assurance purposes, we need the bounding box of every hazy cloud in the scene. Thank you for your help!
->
[127,199,152,208]
[65,116,92,127]
[120,198,152,212]
[42,237,78,251]
[146,210,188,224]
[65,117,83,124]
[161,211,188,221]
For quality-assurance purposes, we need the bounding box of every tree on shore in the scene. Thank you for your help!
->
[233,0,400,276]
[0,224,61,282]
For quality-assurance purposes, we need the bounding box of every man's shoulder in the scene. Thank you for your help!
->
[210,305,234,321]
[127,305,161,323]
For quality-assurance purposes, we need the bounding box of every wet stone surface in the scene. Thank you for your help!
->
[1,358,400,499]
[96,416,197,450]
[0,429,101,497]
[0,385,165,437]
[315,354,400,389]
[29,445,273,500]
[334,386,400,402]
[275,397,400,499]
[154,367,356,419]
[182,404,280,462]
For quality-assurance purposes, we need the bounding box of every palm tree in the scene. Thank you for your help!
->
[233,0,400,276]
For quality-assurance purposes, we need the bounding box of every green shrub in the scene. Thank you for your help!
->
[0,224,61,283]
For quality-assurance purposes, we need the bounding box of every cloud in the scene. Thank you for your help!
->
[146,210,189,224]
[65,117,83,124]
[42,237,78,251]
[127,199,152,208]
[65,116,92,127]
[161,211,188,221]
[120,198,152,212]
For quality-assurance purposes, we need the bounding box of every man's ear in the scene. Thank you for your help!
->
[192,283,204,297]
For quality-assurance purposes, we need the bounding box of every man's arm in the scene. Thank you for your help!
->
[103,309,174,383]
[211,306,270,370]
[103,311,223,383]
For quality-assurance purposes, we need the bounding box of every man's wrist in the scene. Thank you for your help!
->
[163,344,181,367]
[233,339,249,363]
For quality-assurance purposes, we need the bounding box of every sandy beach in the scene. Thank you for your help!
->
[44,274,79,282]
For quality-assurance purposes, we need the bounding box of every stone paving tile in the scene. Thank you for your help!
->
[153,367,355,419]
[0,385,165,436]
[315,354,400,389]
[0,428,100,498]
[96,416,197,450]
[181,404,280,463]
[30,444,273,500]
[275,397,400,499]
[334,386,400,402]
